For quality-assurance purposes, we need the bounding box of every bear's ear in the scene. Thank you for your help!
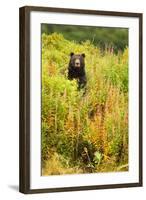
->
[81,53,85,58]
[70,52,74,57]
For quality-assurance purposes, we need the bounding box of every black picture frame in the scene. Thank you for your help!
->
[19,6,143,194]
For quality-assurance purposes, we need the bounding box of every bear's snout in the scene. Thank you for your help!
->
[75,59,80,67]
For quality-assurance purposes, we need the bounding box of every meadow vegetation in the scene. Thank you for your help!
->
[41,33,128,175]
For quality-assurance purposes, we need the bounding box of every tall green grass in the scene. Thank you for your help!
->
[41,33,128,175]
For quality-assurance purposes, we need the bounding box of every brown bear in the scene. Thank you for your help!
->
[68,52,87,89]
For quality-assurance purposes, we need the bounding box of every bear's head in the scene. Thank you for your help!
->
[69,52,85,68]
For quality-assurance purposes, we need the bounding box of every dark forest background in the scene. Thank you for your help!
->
[41,24,128,53]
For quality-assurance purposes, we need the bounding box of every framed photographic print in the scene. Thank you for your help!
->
[19,6,143,194]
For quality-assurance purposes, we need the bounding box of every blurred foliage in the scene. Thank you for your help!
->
[41,33,128,175]
[42,24,128,53]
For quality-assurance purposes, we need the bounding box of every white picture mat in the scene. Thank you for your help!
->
[30,11,139,189]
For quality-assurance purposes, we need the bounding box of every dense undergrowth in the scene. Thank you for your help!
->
[41,33,128,175]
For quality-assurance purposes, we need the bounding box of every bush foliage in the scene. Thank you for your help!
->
[41,33,128,175]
